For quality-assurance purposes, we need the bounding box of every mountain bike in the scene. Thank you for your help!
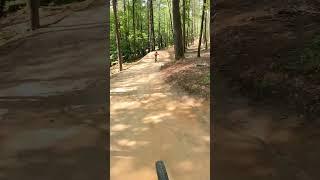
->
[155,160,169,180]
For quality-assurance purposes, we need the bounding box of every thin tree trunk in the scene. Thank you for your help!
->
[158,0,161,49]
[149,0,155,51]
[112,0,123,71]
[191,0,195,44]
[182,0,186,51]
[123,0,129,41]
[27,0,40,30]
[204,10,208,49]
[166,0,174,40]
[147,0,150,52]
[126,0,130,37]
[172,0,184,59]
[197,0,206,57]
[186,0,190,47]
[132,0,136,54]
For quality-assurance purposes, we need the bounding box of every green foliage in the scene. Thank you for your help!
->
[201,72,210,85]
[110,0,199,66]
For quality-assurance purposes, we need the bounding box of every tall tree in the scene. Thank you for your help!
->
[27,0,40,30]
[204,9,208,50]
[123,0,129,41]
[166,0,174,41]
[112,0,123,71]
[132,0,136,54]
[191,0,195,44]
[148,0,155,51]
[147,1,151,52]
[172,0,184,59]
[182,0,186,51]
[197,0,206,57]
[158,0,161,49]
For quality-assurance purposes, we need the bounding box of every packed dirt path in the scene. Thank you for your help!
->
[0,1,108,179]
[110,48,210,180]
[214,72,320,180]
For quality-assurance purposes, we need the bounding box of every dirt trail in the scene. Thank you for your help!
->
[214,72,320,180]
[110,49,210,180]
[0,1,108,179]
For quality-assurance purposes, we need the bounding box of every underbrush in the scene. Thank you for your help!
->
[161,58,210,100]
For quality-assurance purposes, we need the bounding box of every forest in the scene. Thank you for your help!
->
[110,0,210,70]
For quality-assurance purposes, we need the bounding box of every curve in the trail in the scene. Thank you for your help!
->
[110,49,210,180]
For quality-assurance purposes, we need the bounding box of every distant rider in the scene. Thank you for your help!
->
[154,51,159,63]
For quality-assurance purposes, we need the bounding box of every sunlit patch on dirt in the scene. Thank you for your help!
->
[150,93,168,98]
[111,124,131,132]
[181,96,203,107]
[111,159,156,179]
[142,112,171,124]
[132,127,149,132]
[117,139,137,147]
[111,101,141,110]
[110,87,138,93]
[175,160,194,172]
[202,135,210,143]
[166,101,178,111]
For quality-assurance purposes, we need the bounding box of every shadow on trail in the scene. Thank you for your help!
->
[110,48,210,180]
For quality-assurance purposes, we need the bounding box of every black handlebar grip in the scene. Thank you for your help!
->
[155,160,169,180]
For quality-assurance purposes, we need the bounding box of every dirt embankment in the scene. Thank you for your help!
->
[215,0,320,119]
[161,46,210,100]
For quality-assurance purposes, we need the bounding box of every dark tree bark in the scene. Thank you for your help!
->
[186,0,190,46]
[197,0,206,57]
[27,0,40,30]
[182,0,186,52]
[172,0,184,59]
[112,0,123,71]
[204,11,208,50]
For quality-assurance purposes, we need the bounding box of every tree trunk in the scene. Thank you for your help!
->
[158,0,161,49]
[149,0,155,51]
[123,0,130,42]
[186,0,190,47]
[191,0,195,44]
[182,0,186,52]
[132,0,136,54]
[204,11,208,50]
[166,0,174,41]
[112,0,123,71]
[172,0,184,59]
[147,0,150,52]
[27,0,40,30]
[197,0,206,57]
